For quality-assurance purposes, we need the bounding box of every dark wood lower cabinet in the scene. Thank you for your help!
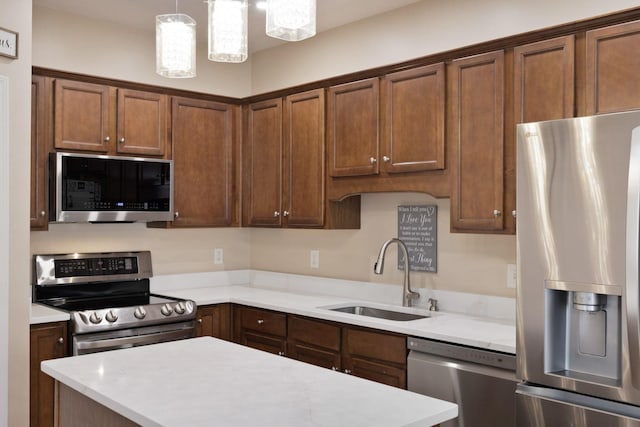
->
[30,322,68,427]
[233,306,287,356]
[195,304,232,341]
[287,315,341,370]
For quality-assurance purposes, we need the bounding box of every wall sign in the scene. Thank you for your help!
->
[397,205,437,272]
[0,27,18,59]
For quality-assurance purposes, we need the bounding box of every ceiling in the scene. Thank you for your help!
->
[33,0,423,53]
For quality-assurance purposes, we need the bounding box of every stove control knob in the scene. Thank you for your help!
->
[105,310,118,323]
[161,304,173,316]
[134,306,147,320]
[89,312,103,324]
[174,302,186,315]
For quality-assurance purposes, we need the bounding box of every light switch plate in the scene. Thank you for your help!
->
[310,250,320,269]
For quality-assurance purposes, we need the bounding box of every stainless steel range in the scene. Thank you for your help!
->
[32,251,196,355]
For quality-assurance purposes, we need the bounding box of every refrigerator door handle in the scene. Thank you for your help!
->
[626,126,640,390]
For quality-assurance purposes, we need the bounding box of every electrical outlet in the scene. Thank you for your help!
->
[507,264,517,288]
[310,250,320,269]
[214,248,224,265]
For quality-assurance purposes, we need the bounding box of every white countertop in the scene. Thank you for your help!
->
[42,337,458,427]
[30,270,516,354]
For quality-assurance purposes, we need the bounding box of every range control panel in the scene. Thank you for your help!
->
[34,251,152,286]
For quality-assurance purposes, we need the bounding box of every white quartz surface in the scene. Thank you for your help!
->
[159,284,516,354]
[42,337,458,427]
[30,303,70,324]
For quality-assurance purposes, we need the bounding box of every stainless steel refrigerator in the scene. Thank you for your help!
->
[516,110,640,426]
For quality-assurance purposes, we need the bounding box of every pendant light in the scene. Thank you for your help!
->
[266,0,316,42]
[208,0,248,63]
[155,1,196,78]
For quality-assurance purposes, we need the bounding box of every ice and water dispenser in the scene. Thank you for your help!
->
[545,283,621,386]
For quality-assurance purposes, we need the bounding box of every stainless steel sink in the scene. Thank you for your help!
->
[328,305,429,321]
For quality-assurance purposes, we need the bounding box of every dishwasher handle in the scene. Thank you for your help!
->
[407,336,516,370]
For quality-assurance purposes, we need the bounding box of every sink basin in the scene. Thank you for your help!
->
[328,305,429,321]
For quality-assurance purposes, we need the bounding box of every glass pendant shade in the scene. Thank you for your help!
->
[266,0,316,42]
[208,0,248,63]
[155,14,196,78]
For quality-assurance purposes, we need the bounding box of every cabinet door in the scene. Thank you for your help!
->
[243,99,283,227]
[54,79,112,152]
[195,304,232,340]
[341,326,407,389]
[586,20,640,115]
[283,89,325,228]
[328,78,380,177]
[233,306,287,355]
[514,36,575,123]
[117,89,169,157]
[171,97,237,227]
[449,51,505,232]
[382,63,445,173]
[31,76,49,230]
[30,322,68,427]
[287,315,341,370]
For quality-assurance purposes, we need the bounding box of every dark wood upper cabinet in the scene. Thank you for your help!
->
[53,79,168,157]
[586,19,640,115]
[382,63,445,173]
[514,35,575,123]
[283,89,325,227]
[168,97,237,227]
[31,75,49,230]
[449,51,505,233]
[243,98,284,227]
[328,78,380,177]
[54,79,112,153]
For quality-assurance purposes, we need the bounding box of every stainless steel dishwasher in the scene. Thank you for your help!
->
[407,337,518,427]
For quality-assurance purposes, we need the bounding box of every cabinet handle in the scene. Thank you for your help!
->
[40,210,46,217]
[273,211,280,217]
[104,136,110,142]
[119,137,125,144]
[257,319,265,324]
[283,211,289,217]
[197,318,203,324]
[174,211,180,219]
[344,369,352,374]
[382,155,390,162]
[512,210,517,218]
[493,210,502,217]
[369,157,377,164]
[58,337,64,344]
[331,366,338,371]
[278,351,285,356]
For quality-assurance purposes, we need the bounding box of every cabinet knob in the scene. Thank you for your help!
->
[197,318,203,324]
[283,211,289,217]
[104,136,110,142]
[273,211,280,217]
[344,369,352,374]
[369,157,377,165]
[58,337,64,344]
[40,210,46,217]
[512,210,517,218]
[257,319,265,324]
[174,211,180,219]
[493,210,502,217]
[278,351,285,356]
[331,366,338,371]
[382,155,390,162]
[119,137,125,144]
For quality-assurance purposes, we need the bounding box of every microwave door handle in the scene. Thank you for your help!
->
[626,126,640,390]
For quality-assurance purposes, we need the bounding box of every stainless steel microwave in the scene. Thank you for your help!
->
[49,152,174,223]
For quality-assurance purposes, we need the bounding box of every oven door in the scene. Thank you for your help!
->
[72,320,195,355]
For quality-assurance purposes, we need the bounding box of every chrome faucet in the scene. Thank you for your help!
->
[374,238,420,307]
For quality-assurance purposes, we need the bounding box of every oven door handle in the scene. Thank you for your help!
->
[74,328,194,354]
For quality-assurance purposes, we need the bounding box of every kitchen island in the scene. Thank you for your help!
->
[42,337,458,426]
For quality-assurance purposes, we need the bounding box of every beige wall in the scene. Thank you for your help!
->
[0,0,32,425]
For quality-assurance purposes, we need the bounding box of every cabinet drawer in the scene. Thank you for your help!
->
[342,327,407,365]
[237,306,286,337]
[288,316,340,351]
